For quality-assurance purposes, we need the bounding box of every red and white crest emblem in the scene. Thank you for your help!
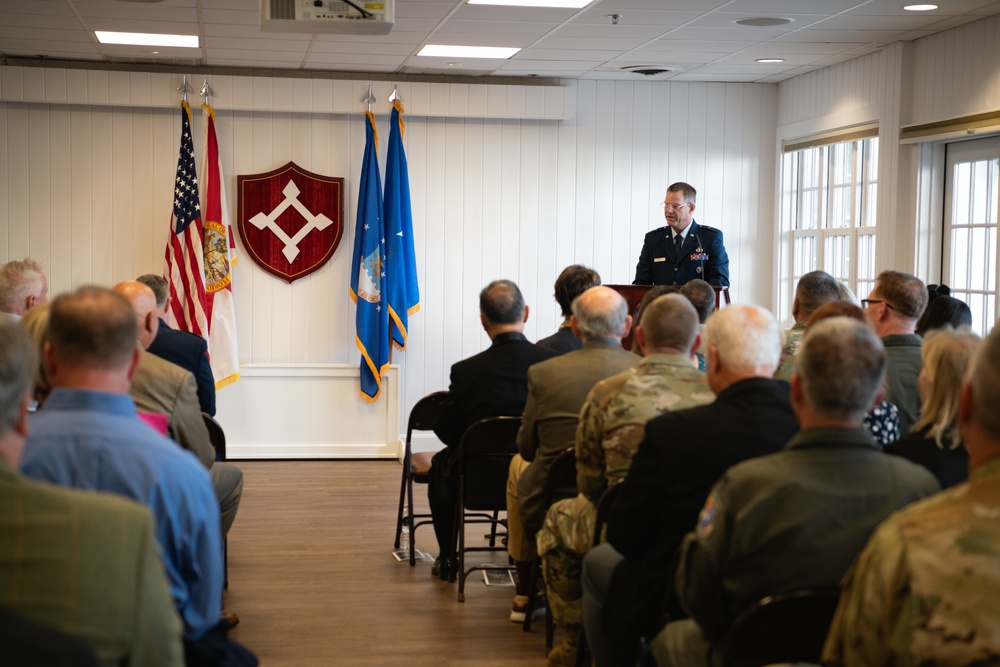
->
[237,162,344,283]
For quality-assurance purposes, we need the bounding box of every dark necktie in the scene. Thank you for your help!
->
[673,233,684,257]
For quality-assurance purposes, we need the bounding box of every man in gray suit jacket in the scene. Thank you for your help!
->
[507,286,639,661]
[114,282,243,537]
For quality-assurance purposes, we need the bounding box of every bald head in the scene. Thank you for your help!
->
[571,286,631,342]
[113,281,159,349]
[46,286,139,394]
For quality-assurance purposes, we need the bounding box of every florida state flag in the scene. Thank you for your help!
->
[237,162,344,283]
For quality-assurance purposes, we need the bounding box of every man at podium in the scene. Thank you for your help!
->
[633,182,730,287]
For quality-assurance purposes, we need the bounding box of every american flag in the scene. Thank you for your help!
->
[165,101,209,338]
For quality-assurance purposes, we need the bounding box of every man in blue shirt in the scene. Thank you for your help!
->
[20,286,255,666]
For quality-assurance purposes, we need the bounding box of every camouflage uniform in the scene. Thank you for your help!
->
[774,321,805,381]
[537,354,714,625]
[823,457,1000,666]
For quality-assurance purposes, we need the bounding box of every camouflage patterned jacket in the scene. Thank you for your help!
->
[774,321,806,381]
[823,457,1000,666]
[575,353,714,503]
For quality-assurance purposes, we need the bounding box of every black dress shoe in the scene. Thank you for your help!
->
[431,556,452,581]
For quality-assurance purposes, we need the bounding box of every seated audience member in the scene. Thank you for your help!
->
[136,273,217,416]
[18,301,52,407]
[629,285,672,354]
[775,270,841,380]
[649,317,939,667]
[0,258,48,320]
[0,316,184,666]
[114,281,244,538]
[807,300,901,448]
[886,329,980,488]
[428,279,556,580]
[837,280,858,303]
[915,295,973,336]
[535,294,714,664]
[864,270,929,434]
[537,265,601,354]
[679,279,715,369]
[18,286,255,666]
[582,304,799,667]
[509,286,638,656]
[823,323,1000,665]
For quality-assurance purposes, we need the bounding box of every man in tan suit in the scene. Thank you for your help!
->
[113,281,243,536]
[508,286,640,666]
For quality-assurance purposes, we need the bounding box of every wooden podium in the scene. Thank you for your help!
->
[606,284,730,350]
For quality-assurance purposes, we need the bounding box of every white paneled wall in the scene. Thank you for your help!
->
[0,67,778,455]
[910,15,1000,125]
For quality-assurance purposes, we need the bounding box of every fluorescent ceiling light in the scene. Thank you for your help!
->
[95,31,199,48]
[418,44,520,58]
[756,58,785,63]
[903,4,937,10]
[467,0,592,7]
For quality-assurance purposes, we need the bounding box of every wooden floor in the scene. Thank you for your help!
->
[225,460,551,666]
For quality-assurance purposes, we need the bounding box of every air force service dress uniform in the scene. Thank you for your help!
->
[633,220,730,287]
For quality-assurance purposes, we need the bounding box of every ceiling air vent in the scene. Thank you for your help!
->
[620,65,672,77]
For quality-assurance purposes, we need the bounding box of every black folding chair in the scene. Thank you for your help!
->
[393,391,448,565]
[721,588,841,667]
[452,416,521,603]
[202,412,229,589]
[523,446,579,649]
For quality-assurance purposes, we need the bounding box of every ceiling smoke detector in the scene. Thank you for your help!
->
[621,65,672,76]
[734,17,793,27]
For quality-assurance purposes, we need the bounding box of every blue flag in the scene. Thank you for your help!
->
[350,111,390,402]
[383,100,420,350]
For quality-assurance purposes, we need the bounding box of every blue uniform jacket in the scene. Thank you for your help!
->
[633,220,730,287]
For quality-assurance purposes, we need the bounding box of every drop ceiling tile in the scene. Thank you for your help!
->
[772,28,903,42]
[666,26,794,41]
[693,62,798,75]
[1,39,102,56]
[207,36,310,51]
[74,4,200,21]
[741,41,866,55]
[725,0,864,12]
[205,48,307,62]
[0,27,94,44]
[814,14,956,30]
[394,3,455,19]
[845,0,994,15]
[305,52,408,66]
[636,39,755,53]
[1,1,76,17]
[83,19,200,34]
[309,40,415,55]
[1,14,82,30]
[572,8,702,27]
[202,9,265,25]
[501,58,603,70]
[439,19,558,36]
[523,47,634,60]
[611,51,721,64]
[554,23,669,39]
[451,5,578,22]
[426,31,537,46]
[687,11,828,30]
[532,34,650,49]
[210,58,301,68]
[917,15,992,31]
[598,0,729,10]
[200,0,256,9]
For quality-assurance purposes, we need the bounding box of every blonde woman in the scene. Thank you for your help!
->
[18,301,51,408]
[885,328,980,488]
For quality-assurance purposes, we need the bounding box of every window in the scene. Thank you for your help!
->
[780,136,879,317]
[943,137,1000,335]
